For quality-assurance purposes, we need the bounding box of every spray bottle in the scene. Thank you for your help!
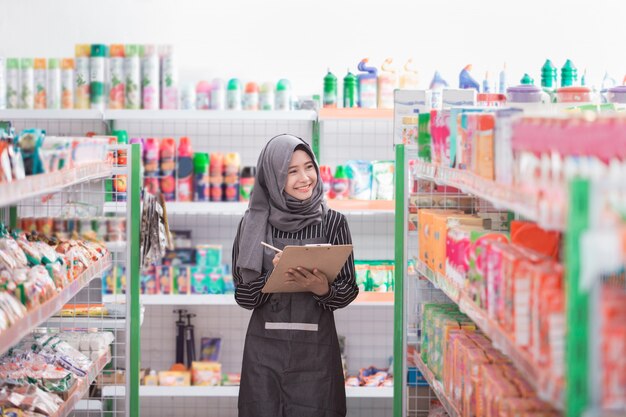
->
[47,59,61,110]
[180,84,196,110]
[226,78,242,110]
[177,137,193,201]
[459,65,480,91]
[34,58,47,109]
[160,45,178,110]
[141,44,160,110]
[377,58,397,109]
[60,59,74,109]
[259,82,274,110]
[343,70,358,108]
[399,59,419,90]
[224,152,241,202]
[74,45,90,109]
[160,138,177,201]
[108,44,126,109]
[210,153,225,201]
[112,130,128,201]
[243,82,259,110]
[143,138,160,195]
[211,79,226,110]
[90,44,107,110]
[357,58,377,109]
[239,166,256,202]
[6,58,19,109]
[20,58,34,109]
[196,81,211,110]
[275,79,291,110]
[193,152,210,202]
[323,70,338,108]
[124,45,141,109]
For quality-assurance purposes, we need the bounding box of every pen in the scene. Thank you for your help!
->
[261,241,283,253]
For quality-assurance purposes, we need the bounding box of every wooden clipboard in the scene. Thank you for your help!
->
[261,244,353,293]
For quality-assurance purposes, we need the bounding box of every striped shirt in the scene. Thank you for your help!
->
[232,209,359,311]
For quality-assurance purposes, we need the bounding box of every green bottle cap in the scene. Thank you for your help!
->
[227,78,241,91]
[193,152,210,173]
[7,58,19,70]
[276,79,291,91]
[343,71,357,85]
[125,44,139,57]
[48,58,60,70]
[334,165,348,179]
[561,59,577,87]
[137,45,145,58]
[520,73,534,85]
[112,130,128,144]
[324,70,337,93]
[20,58,33,69]
[541,59,557,89]
[91,44,107,58]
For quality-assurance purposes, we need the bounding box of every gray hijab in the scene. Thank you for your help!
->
[237,134,327,283]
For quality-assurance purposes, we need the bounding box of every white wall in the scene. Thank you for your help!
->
[0,0,623,95]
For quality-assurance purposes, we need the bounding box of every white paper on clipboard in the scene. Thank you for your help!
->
[262,244,353,293]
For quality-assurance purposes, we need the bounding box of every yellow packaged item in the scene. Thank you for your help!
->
[191,361,222,386]
[158,371,191,386]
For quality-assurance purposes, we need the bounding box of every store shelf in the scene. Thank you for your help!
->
[353,291,394,306]
[103,385,392,398]
[53,349,111,417]
[105,109,317,121]
[0,109,105,120]
[327,199,395,214]
[105,241,127,253]
[0,162,112,208]
[0,254,112,355]
[412,161,565,231]
[414,352,460,417]
[416,260,564,410]
[43,316,127,329]
[74,400,103,411]
[319,108,393,120]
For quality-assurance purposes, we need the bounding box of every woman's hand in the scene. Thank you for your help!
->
[285,267,329,296]
[272,252,282,267]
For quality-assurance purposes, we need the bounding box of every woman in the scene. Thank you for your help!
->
[232,134,359,417]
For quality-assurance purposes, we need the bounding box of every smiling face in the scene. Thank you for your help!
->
[284,149,318,201]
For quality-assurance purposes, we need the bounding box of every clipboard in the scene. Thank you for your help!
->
[261,244,353,293]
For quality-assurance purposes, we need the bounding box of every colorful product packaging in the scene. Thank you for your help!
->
[345,160,372,200]
[371,161,395,200]
[173,266,191,295]
[191,362,221,386]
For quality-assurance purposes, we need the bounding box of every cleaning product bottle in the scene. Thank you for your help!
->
[498,63,507,94]
[112,130,128,201]
[90,44,107,110]
[520,73,534,85]
[275,79,291,110]
[429,71,449,110]
[541,59,558,100]
[159,138,177,201]
[143,138,160,195]
[459,65,480,91]
[193,152,210,202]
[223,152,241,202]
[343,70,358,108]
[108,44,126,109]
[47,58,61,110]
[196,80,211,110]
[259,82,274,110]
[329,165,350,199]
[160,45,179,110]
[399,59,419,90]
[20,58,34,109]
[180,83,196,110]
[357,58,377,109]
[482,72,490,93]
[6,58,19,109]
[239,166,256,202]
[210,78,226,110]
[209,153,225,202]
[124,44,141,109]
[320,165,333,197]
[33,58,47,109]
[377,58,397,109]
[177,137,193,202]
[243,82,259,110]
[60,58,75,110]
[74,44,90,109]
[141,44,160,110]
[226,78,242,110]
[561,59,577,87]
[323,70,338,108]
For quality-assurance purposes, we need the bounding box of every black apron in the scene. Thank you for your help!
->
[238,220,346,417]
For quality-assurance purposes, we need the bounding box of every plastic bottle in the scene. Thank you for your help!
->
[196,81,211,110]
[561,59,577,87]
[323,69,338,108]
[319,165,333,198]
[210,78,226,110]
[223,152,241,202]
[600,72,617,103]
[239,166,256,202]
[20,58,34,109]
[581,69,587,87]
[108,44,125,109]
[259,82,274,110]
[329,165,350,199]
[275,79,291,110]
[498,63,507,94]
[226,78,242,110]
[124,45,141,109]
[377,58,397,109]
[209,153,225,202]
[243,82,259,110]
[159,138,177,201]
[520,73,534,85]
[74,44,91,109]
[541,59,557,99]
[482,72,490,93]
[193,152,210,202]
[6,58,19,109]
[429,71,449,110]
[357,58,377,109]
[143,138,160,195]
[343,70,358,108]
[399,59,419,90]
[0,57,5,110]
[160,45,178,110]
[90,44,107,110]
[34,58,47,109]
[112,130,128,201]
[459,64,480,91]
[45,58,61,110]
[180,84,196,110]
[177,137,194,201]
[141,44,160,110]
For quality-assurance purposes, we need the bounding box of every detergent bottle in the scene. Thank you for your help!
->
[399,59,419,90]
[541,59,558,100]
[177,137,194,202]
[459,65,480,91]
[429,71,449,109]
[319,165,333,197]
[377,58,397,109]
[561,59,577,87]
[323,70,338,108]
[343,70,358,108]
[329,165,350,199]
[357,58,377,109]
